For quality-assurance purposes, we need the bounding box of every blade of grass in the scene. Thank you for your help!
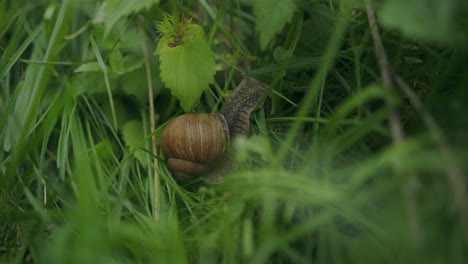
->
[365,0,422,249]
[259,13,303,112]
[207,0,230,44]
[3,0,75,190]
[0,22,42,79]
[395,74,468,239]
[320,85,394,138]
[89,35,117,129]
[137,17,159,221]
[248,56,320,75]
[199,0,247,55]
[276,4,351,162]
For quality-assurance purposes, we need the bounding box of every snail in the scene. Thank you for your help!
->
[160,77,266,183]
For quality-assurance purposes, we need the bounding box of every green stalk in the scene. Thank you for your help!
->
[207,0,230,44]
[200,0,246,54]
[3,0,74,189]
[171,0,180,32]
[89,36,117,129]
[276,5,351,162]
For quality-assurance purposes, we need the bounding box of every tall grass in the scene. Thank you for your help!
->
[1,0,467,263]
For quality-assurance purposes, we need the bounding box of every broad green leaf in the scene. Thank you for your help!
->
[122,120,148,167]
[155,17,216,112]
[101,98,131,129]
[109,45,144,75]
[122,55,144,72]
[119,27,144,49]
[74,62,102,73]
[70,74,108,95]
[251,0,298,50]
[109,47,125,74]
[103,0,160,34]
[121,66,159,101]
[273,46,288,63]
[379,0,456,44]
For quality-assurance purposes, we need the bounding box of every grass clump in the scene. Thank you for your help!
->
[1,0,468,263]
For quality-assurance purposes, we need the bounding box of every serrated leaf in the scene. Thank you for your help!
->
[155,18,216,112]
[122,120,148,167]
[74,62,102,72]
[252,0,297,50]
[103,0,160,34]
[379,0,455,44]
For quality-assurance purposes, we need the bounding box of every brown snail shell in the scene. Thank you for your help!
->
[160,113,229,180]
[161,77,266,183]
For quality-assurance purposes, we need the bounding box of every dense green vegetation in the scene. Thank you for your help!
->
[1,0,468,263]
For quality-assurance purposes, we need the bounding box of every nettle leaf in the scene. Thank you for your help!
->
[103,0,160,34]
[122,120,148,167]
[379,0,456,44]
[252,0,298,50]
[155,17,216,112]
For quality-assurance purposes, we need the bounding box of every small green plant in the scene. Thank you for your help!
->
[155,15,216,112]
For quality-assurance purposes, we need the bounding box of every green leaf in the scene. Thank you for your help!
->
[251,0,298,50]
[74,62,102,73]
[379,0,456,44]
[101,98,131,129]
[155,17,216,112]
[121,66,159,101]
[109,47,125,74]
[110,46,144,75]
[122,55,144,72]
[273,46,288,63]
[122,120,148,167]
[103,0,160,34]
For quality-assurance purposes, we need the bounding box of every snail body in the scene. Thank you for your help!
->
[160,77,266,183]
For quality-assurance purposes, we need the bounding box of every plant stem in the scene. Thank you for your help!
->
[395,75,468,239]
[138,17,159,221]
[171,0,180,32]
[364,0,422,249]
[276,5,350,162]
[90,36,117,129]
[207,0,229,44]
